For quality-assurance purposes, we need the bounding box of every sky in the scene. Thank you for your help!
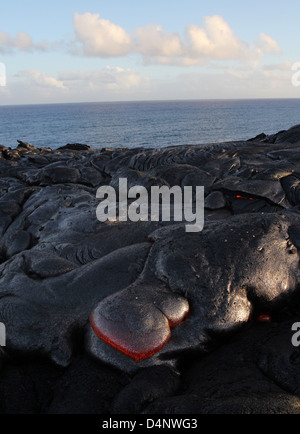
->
[0,0,300,105]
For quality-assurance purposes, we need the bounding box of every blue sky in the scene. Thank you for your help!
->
[0,0,299,104]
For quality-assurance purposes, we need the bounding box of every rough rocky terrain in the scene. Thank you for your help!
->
[1,125,300,414]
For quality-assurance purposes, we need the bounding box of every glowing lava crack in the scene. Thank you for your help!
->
[90,284,190,361]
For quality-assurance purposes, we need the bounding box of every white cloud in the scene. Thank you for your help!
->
[73,12,133,57]
[263,61,293,71]
[72,13,282,68]
[186,15,248,60]
[2,62,299,106]
[0,30,49,53]
[0,30,11,47]
[19,70,66,89]
[156,69,298,99]
[227,62,294,87]
[0,12,289,104]
[255,33,282,55]
[0,13,282,70]
[135,24,184,59]
[227,69,250,79]
[13,32,35,51]
[58,66,143,90]
[0,66,147,104]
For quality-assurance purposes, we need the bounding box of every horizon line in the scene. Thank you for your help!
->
[1,96,300,108]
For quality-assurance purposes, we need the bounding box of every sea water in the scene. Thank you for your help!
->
[0,99,300,150]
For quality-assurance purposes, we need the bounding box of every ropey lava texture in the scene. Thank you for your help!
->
[1,125,300,413]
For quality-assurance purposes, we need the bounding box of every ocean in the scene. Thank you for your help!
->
[0,99,300,150]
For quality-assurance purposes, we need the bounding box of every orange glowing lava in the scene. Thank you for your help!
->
[235,195,254,200]
[90,306,189,361]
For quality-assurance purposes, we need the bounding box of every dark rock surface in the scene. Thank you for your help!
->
[1,124,300,413]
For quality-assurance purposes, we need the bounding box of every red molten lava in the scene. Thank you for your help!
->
[89,314,172,362]
[235,195,254,200]
[257,314,272,323]
[89,305,190,362]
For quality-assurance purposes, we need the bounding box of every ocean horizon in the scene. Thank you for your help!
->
[0,98,300,150]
